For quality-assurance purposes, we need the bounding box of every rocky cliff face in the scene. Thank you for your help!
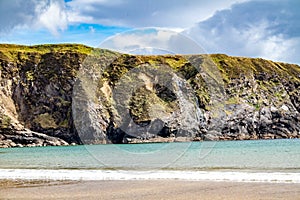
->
[0,44,299,147]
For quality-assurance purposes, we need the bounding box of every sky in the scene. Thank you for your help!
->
[0,0,299,64]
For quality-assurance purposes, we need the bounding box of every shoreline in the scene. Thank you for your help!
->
[1,179,300,200]
[1,137,300,149]
[1,169,300,184]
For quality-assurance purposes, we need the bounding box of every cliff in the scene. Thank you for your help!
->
[0,44,299,147]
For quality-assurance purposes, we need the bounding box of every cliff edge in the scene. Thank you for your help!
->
[0,44,299,147]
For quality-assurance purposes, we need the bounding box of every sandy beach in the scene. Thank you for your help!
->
[1,180,300,200]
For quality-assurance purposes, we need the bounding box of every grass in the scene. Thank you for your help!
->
[210,54,300,82]
[0,44,93,62]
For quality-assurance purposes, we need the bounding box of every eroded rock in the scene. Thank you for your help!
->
[0,44,299,147]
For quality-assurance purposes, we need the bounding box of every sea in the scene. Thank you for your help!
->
[0,139,300,183]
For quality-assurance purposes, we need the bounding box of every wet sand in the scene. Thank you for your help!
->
[1,180,300,200]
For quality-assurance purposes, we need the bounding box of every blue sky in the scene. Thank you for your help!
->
[0,0,299,64]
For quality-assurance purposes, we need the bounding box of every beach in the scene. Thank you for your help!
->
[1,180,300,200]
[1,140,300,199]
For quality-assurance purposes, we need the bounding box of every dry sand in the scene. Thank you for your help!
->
[0,180,300,200]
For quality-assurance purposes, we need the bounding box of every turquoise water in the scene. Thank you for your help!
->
[0,139,300,171]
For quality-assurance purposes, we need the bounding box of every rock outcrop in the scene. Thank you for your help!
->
[0,44,299,147]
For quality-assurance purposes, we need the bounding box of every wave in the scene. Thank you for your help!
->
[0,169,299,183]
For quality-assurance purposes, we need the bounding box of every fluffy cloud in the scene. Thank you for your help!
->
[0,0,36,33]
[100,28,205,54]
[37,0,68,35]
[66,0,247,28]
[0,0,247,38]
[185,0,300,64]
[0,0,68,36]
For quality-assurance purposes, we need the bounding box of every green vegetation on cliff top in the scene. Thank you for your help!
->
[1,43,298,75]
[0,43,299,74]
[210,53,300,83]
[0,44,93,61]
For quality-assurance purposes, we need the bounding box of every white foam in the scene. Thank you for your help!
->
[0,169,300,183]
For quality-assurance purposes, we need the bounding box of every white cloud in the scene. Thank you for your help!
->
[66,10,93,24]
[185,0,300,64]
[0,0,68,37]
[100,28,205,54]
[37,0,68,36]
[66,0,248,28]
